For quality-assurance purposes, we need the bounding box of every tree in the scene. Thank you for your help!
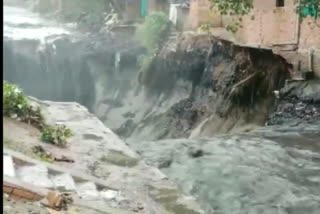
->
[135,12,172,73]
[136,12,172,53]
[298,0,319,19]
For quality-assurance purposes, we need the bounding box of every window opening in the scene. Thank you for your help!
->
[276,0,285,7]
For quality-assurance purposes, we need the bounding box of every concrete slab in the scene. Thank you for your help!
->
[16,165,54,189]
[3,155,15,177]
[76,182,100,200]
[4,148,117,191]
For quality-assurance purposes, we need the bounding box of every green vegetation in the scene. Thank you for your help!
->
[208,0,251,33]
[41,125,73,148]
[3,81,43,127]
[209,0,253,16]
[136,12,172,53]
[209,0,319,19]
[4,138,54,163]
[209,0,318,34]
[136,12,171,73]
[35,151,55,163]
[298,0,319,19]
[226,24,240,34]
[198,23,211,34]
[3,81,73,147]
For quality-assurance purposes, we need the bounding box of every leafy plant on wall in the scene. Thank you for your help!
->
[209,0,319,18]
[209,0,253,16]
[208,0,251,33]
[209,0,319,33]
[297,0,319,19]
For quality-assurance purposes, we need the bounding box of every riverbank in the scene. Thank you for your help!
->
[3,97,203,214]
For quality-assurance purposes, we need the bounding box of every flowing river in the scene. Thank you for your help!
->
[3,6,320,214]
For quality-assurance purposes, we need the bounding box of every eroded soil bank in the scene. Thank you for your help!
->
[117,33,293,139]
[5,5,318,140]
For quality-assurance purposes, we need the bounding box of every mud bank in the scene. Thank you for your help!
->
[4,28,293,140]
[124,33,291,139]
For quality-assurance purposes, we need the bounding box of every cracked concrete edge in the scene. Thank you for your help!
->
[3,175,48,201]
[3,176,135,214]
[3,148,117,191]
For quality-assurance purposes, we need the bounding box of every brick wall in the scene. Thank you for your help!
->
[3,184,44,201]
[189,0,222,29]
[188,0,320,76]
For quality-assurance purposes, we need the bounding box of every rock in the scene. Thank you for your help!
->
[188,148,204,158]
[99,189,118,201]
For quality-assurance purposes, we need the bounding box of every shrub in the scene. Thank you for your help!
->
[298,0,319,19]
[3,81,43,126]
[36,151,55,163]
[3,81,73,147]
[209,0,253,16]
[41,125,73,148]
[226,24,239,34]
[136,12,171,74]
[199,23,211,34]
[32,146,55,163]
[136,12,172,53]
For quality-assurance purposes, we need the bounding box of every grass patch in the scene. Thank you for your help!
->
[4,138,54,163]
[32,146,55,163]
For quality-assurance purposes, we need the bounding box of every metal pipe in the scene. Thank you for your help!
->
[308,49,314,72]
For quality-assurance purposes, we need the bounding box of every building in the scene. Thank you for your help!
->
[188,0,320,78]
